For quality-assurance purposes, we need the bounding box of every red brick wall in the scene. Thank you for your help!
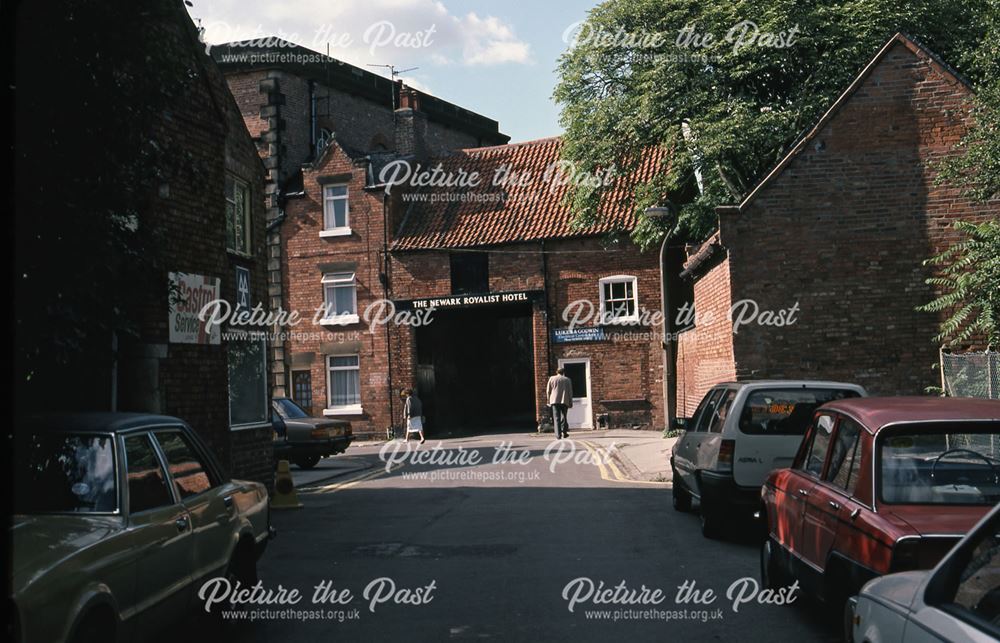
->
[388,238,666,430]
[716,40,999,396]
[281,142,393,436]
[675,256,736,418]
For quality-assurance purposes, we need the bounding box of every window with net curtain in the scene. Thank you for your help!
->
[328,354,360,410]
[322,272,357,321]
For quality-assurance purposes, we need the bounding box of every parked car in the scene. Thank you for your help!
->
[848,501,1000,643]
[670,380,866,537]
[271,397,352,470]
[11,413,273,643]
[760,396,1000,610]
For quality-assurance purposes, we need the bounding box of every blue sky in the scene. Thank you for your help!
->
[188,0,603,143]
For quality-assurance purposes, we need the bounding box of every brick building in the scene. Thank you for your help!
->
[278,130,670,436]
[113,9,272,484]
[15,3,273,484]
[388,138,671,434]
[214,41,509,402]
[674,34,1000,417]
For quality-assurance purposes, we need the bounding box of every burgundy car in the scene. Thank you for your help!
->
[760,397,1000,606]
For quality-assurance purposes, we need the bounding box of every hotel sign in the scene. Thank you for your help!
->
[397,290,543,311]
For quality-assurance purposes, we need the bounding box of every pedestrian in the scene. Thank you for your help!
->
[546,367,573,439]
[401,388,425,444]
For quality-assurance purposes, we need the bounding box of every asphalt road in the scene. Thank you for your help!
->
[225,433,839,642]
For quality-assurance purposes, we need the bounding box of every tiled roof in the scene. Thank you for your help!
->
[391,137,670,250]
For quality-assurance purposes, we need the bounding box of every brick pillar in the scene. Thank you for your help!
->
[532,300,549,425]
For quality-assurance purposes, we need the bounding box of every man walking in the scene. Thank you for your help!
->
[546,367,573,439]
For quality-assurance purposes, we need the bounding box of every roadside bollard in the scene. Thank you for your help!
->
[271,459,303,510]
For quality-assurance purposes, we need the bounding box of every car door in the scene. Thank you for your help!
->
[674,388,722,495]
[801,414,863,572]
[773,414,832,562]
[120,431,194,629]
[154,429,238,586]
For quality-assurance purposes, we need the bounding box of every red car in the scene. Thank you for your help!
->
[760,396,1000,606]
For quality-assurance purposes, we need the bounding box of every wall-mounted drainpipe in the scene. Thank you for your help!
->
[309,80,317,157]
[382,186,395,433]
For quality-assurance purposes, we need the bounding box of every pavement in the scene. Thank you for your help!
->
[231,432,836,643]
[307,428,677,487]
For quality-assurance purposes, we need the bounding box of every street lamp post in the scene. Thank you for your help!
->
[644,205,678,430]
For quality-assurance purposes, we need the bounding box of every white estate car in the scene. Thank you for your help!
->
[849,502,1000,643]
[670,380,866,538]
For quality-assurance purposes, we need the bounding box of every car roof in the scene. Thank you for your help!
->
[21,412,187,434]
[713,380,865,390]
[821,396,1000,430]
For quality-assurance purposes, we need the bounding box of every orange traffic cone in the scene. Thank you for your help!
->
[271,459,303,510]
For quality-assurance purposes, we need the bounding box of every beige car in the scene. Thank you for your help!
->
[11,414,273,643]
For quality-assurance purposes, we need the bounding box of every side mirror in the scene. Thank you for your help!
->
[673,417,687,430]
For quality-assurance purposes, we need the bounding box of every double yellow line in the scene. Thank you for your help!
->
[300,462,406,495]
[578,440,667,485]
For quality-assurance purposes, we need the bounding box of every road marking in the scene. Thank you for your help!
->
[579,441,668,486]
[300,462,405,494]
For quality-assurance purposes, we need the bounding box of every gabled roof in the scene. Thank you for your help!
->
[391,137,670,250]
[725,32,973,213]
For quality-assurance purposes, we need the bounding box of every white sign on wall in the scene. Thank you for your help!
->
[169,272,221,345]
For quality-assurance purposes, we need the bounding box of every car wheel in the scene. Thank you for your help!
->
[295,455,321,470]
[672,480,692,512]
[700,502,726,539]
[71,610,113,643]
[760,537,786,589]
[211,541,259,621]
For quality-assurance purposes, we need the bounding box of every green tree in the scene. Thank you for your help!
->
[936,0,1000,201]
[553,0,994,248]
[918,220,1000,348]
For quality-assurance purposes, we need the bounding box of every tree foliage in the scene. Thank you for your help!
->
[918,220,1000,348]
[936,0,1000,202]
[553,0,994,249]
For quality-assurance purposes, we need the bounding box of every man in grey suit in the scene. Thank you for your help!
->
[546,367,574,439]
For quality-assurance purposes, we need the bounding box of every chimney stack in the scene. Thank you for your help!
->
[394,83,428,159]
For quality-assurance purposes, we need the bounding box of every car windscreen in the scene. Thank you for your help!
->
[14,432,118,513]
[738,388,861,435]
[274,398,310,419]
[880,424,1000,506]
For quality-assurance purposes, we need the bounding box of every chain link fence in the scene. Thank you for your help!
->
[940,349,1000,399]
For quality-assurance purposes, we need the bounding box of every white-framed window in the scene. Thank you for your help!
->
[320,184,350,237]
[325,354,362,415]
[598,275,639,324]
[227,332,269,429]
[320,272,359,325]
[225,175,251,254]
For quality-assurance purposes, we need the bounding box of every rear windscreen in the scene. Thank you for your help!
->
[738,388,861,435]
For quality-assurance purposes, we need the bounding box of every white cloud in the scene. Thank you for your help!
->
[189,0,531,68]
